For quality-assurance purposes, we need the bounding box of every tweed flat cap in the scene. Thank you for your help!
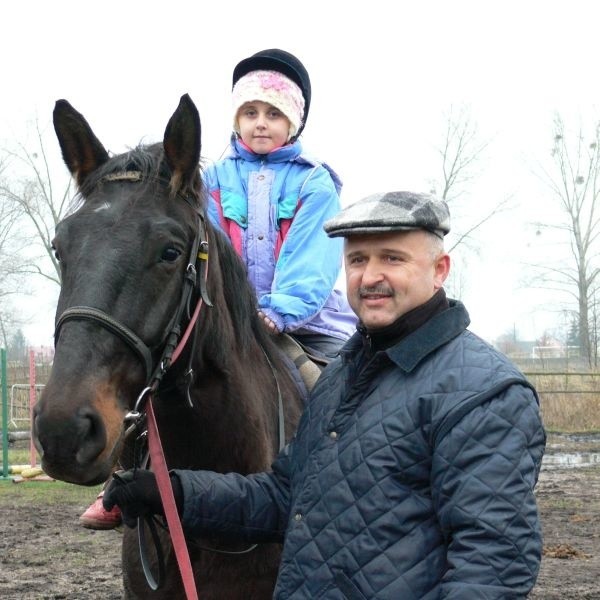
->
[324,191,450,238]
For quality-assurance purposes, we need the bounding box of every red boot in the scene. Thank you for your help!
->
[80,491,122,530]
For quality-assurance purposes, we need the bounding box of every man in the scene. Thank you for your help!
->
[105,191,546,598]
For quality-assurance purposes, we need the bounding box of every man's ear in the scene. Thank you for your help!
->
[434,253,451,289]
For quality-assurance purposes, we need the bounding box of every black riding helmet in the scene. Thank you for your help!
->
[232,48,312,139]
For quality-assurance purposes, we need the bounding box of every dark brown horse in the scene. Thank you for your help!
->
[33,95,304,599]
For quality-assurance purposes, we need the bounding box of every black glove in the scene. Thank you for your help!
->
[103,469,184,528]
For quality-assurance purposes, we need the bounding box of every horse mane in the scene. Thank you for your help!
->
[73,143,204,212]
[208,228,279,359]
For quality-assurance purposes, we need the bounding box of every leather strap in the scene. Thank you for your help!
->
[55,307,154,379]
[137,513,165,590]
[275,334,324,392]
[147,399,198,600]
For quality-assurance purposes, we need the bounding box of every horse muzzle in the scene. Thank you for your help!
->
[33,382,126,485]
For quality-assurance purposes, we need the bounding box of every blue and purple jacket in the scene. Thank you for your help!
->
[204,137,356,340]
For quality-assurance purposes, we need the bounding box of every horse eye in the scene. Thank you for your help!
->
[52,243,61,262]
[161,247,182,262]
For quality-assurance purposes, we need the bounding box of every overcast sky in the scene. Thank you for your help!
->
[2,0,600,346]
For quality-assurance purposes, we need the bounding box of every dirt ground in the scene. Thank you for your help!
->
[0,489,123,599]
[0,433,599,599]
[529,433,600,600]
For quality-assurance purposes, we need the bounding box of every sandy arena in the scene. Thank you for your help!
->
[0,433,598,599]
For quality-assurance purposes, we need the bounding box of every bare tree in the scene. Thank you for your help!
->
[433,106,488,202]
[430,105,512,250]
[533,114,600,366]
[429,105,510,299]
[0,161,21,274]
[0,156,30,347]
[0,118,71,286]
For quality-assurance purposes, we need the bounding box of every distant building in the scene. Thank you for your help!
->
[531,345,580,359]
[493,338,537,360]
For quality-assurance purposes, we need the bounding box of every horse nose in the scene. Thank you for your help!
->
[74,406,108,464]
[34,404,107,467]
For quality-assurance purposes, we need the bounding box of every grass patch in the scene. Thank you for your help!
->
[524,372,600,432]
[0,479,103,504]
[538,495,585,510]
[1,443,102,504]
[4,447,37,466]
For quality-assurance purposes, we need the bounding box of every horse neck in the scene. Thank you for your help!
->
[194,230,267,369]
[156,233,285,472]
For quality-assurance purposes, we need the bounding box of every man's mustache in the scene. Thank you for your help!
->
[358,285,394,298]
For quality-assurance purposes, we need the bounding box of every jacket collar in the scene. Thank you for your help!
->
[360,288,449,352]
[229,135,303,163]
[340,299,470,373]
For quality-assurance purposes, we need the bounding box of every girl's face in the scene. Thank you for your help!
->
[236,101,291,154]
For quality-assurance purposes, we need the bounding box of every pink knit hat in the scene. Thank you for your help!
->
[232,70,305,140]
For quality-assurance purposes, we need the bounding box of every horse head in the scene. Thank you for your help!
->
[33,95,204,485]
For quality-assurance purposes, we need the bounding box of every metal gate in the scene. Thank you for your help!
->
[9,384,44,429]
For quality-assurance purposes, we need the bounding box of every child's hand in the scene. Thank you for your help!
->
[258,310,279,334]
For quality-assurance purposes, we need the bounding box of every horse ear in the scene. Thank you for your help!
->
[53,100,109,189]
[163,94,201,193]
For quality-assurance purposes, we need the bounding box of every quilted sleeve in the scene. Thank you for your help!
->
[431,383,546,599]
[174,445,293,543]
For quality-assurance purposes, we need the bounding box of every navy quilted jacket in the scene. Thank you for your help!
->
[177,300,546,599]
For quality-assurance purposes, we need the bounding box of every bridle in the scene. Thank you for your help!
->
[53,172,211,600]
[54,174,212,390]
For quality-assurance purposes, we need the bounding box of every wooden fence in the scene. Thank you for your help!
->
[3,359,600,432]
[521,371,600,431]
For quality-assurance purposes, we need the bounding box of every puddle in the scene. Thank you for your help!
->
[559,433,600,443]
[543,432,600,469]
[542,452,600,469]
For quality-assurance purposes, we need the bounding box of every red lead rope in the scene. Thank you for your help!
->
[172,293,204,365]
[146,291,205,600]
[143,244,208,600]
[146,286,207,597]
[147,398,199,600]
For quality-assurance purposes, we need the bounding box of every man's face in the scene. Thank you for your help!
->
[344,230,450,329]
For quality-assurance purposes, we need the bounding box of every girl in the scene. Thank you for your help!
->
[205,48,356,358]
[80,49,356,530]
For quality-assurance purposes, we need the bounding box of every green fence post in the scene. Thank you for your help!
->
[1,348,9,479]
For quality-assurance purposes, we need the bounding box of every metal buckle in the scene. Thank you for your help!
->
[123,386,153,436]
